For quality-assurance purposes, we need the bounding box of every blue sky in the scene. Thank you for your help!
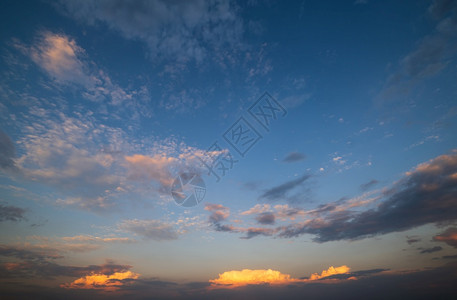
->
[1,0,457,299]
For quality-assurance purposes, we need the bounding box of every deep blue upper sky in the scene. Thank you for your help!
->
[0,0,457,298]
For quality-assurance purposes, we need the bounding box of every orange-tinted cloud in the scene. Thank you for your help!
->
[61,270,140,291]
[209,265,351,289]
[125,154,177,187]
[29,32,89,86]
[309,265,351,280]
[209,269,301,288]
[433,227,457,248]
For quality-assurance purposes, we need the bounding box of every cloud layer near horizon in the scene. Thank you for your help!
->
[209,265,351,288]
[206,151,457,242]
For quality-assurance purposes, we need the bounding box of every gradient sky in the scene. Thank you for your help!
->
[1,0,457,299]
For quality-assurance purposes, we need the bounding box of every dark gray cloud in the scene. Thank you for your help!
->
[240,227,275,239]
[0,245,131,279]
[255,212,275,225]
[406,237,421,245]
[0,204,26,222]
[433,227,457,247]
[0,129,17,171]
[0,259,131,279]
[259,174,311,202]
[0,244,62,262]
[205,204,229,223]
[282,152,306,163]
[419,246,443,254]
[360,179,378,191]
[278,152,457,242]
[205,204,235,233]
[213,224,236,232]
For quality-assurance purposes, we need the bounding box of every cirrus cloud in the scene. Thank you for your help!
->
[56,0,245,64]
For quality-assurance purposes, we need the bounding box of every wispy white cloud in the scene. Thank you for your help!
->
[57,0,245,64]
[406,135,440,150]
[14,31,151,119]
[8,105,211,211]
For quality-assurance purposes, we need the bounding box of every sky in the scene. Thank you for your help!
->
[0,0,457,299]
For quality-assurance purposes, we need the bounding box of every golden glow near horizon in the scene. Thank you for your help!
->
[60,265,353,291]
[61,270,140,291]
[209,265,351,288]
[309,265,351,280]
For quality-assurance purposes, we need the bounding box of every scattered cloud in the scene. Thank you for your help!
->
[8,105,211,212]
[56,0,245,64]
[419,246,443,254]
[61,235,135,244]
[358,127,373,134]
[407,236,421,245]
[124,154,177,192]
[62,270,140,291]
[205,203,235,233]
[378,0,457,104]
[281,93,311,109]
[0,234,132,262]
[359,179,378,191]
[216,152,457,243]
[0,204,26,222]
[0,244,132,281]
[12,31,152,119]
[0,244,63,262]
[205,204,230,223]
[124,139,220,194]
[22,31,143,108]
[255,212,275,225]
[278,151,457,242]
[119,219,179,241]
[433,227,457,248]
[332,156,346,165]
[15,112,125,212]
[259,174,311,203]
[273,204,306,221]
[282,152,306,163]
[407,135,440,150]
[0,129,18,172]
[28,32,91,86]
[241,227,276,239]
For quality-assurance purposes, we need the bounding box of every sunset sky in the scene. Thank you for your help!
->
[1,0,457,299]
